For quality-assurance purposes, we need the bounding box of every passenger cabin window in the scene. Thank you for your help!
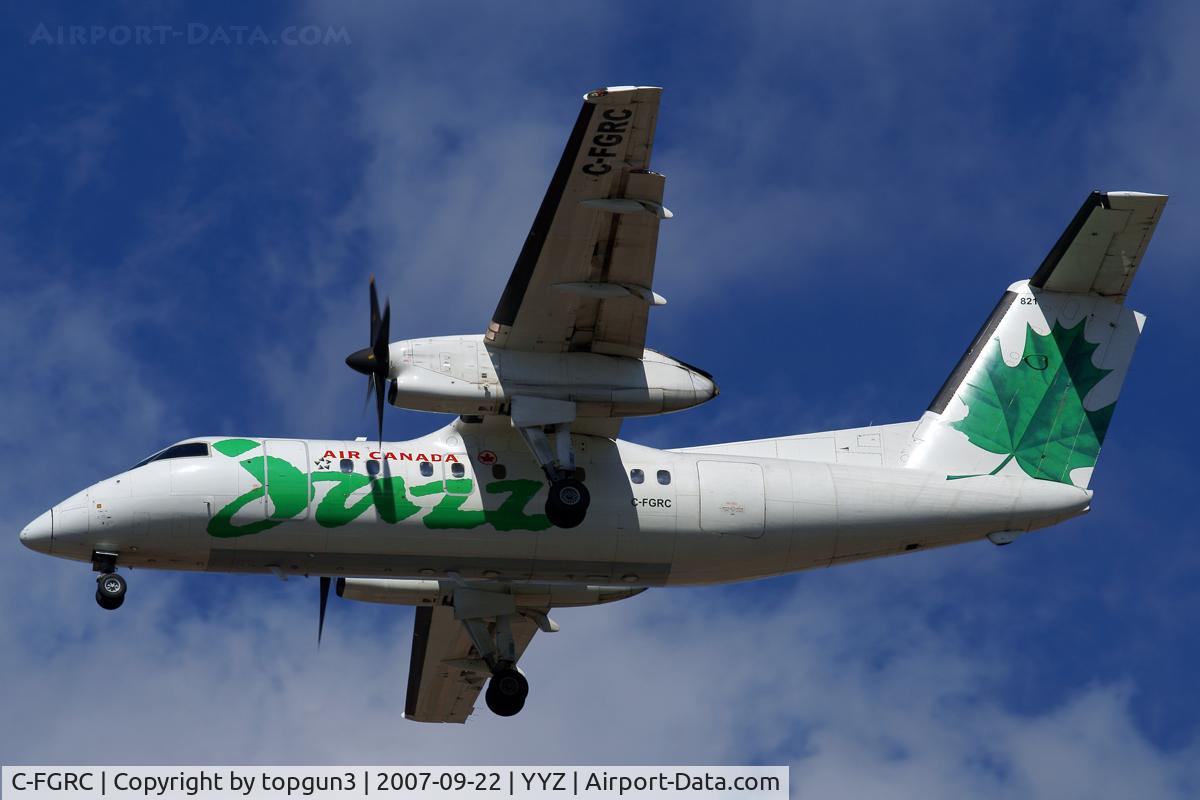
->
[339,458,354,474]
[630,468,644,485]
[657,469,671,485]
[419,462,434,477]
[366,460,381,477]
[492,464,507,480]
[133,441,210,469]
[446,463,469,495]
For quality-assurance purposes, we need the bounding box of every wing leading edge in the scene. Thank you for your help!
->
[486,86,667,358]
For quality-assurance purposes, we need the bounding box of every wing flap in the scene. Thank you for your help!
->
[486,87,665,356]
[1030,191,1167,301]
[590,170,665,357]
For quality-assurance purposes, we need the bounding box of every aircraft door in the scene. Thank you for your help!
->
[696,461,766,538]
[264,440,311,521]
[236,449,267,521]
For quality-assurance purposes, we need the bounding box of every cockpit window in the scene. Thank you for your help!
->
[133,441,210,469]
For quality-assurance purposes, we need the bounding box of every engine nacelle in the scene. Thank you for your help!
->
[385,335,716,418]
[336,578,443,606]
[336,578,645,608]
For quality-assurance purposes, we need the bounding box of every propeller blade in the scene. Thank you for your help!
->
[372,301,391,367]
[363,375,375,414]
[373,302,390,449]
[318,576,331,646]
[374,370,386,449]
[347,277,392,448]
[369,275,381,343]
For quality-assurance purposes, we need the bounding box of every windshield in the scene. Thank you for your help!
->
[132,441,210,469]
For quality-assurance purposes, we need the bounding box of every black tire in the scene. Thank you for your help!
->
[485,668,528,717]
[95,589,124,611]
[545,478,589,529]
[97,572,127,601]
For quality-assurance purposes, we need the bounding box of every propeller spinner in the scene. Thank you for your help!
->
[345,276,391,446]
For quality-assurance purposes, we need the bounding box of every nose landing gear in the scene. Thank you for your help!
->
[92,550,126,611]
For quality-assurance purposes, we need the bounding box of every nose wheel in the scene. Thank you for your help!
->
[484,667,529,717]
[96,572,127,610]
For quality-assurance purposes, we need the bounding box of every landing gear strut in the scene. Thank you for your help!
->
[92,551,125,611]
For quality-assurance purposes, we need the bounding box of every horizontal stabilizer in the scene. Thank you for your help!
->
[1029,191,1167,302]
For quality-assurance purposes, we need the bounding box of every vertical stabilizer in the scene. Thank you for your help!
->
[904,191,1165,488]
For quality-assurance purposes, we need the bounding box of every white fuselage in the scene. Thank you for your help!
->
[22,419,1091,587]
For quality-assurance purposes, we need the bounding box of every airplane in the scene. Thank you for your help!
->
[20,86,1166,723]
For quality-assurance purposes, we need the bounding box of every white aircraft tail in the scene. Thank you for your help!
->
[905,191,1166,488]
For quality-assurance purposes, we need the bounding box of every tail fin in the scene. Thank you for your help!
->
[906,191,1166,488]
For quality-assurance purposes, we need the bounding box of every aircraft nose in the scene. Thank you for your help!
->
[20,509,53,554]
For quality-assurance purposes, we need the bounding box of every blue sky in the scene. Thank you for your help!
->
[2,1,1199,794]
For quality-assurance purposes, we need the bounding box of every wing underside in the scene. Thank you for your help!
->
[486,86,666,358]
[404,605,541,724]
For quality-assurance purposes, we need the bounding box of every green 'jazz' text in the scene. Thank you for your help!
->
[206,439,550,538]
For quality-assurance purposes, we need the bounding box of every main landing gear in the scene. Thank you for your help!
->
[461,614,533,717]
[92,551,126,611]
[455,587,557,718]
[515,419,590,529]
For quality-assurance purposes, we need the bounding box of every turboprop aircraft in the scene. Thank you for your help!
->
[20,86,1166,723]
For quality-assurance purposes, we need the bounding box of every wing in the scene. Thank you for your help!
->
[404,605,541,724]
[1030,191,1168,302]
[485,86,668,358]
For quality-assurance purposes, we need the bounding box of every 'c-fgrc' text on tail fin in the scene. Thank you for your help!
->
[905,191,1167,489]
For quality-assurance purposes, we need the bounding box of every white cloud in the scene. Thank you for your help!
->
[2,550,1197,799]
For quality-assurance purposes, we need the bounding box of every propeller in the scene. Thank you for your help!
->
[345,276,391,447]
[318,576,331,646]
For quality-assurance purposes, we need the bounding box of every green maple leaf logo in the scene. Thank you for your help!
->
[950,318,1117,483]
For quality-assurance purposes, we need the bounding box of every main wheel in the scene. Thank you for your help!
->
[485,668,528,717]
[545,478,589,529]
[96,573,126,611]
